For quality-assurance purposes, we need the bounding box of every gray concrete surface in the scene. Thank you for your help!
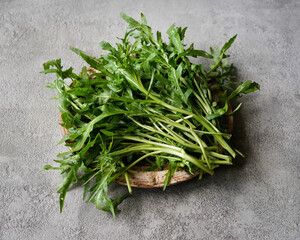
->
[1,0,300,239]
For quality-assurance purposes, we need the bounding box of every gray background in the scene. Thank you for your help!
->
[1,0,299,239]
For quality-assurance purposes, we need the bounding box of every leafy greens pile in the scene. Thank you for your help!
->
[41,13,259,218]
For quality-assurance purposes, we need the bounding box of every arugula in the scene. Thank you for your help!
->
[41,13,259,218]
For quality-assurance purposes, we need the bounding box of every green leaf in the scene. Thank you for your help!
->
[188,49,213,58]
[101,192,130,212]
[183,88,193,103]
[221,34,237,54]
[69,47,104,73]
[70,109,131,153]
[46,82,56,89]
[42,59,62,72]
[140,13,147,25]
[167,24,184,54]
[207,35,237,75]
[100,41,117,54]
[156,31,162,45]
[167,67,184,97]
[120,12,140,28]
[42,165,62,170]
[227,80,260,100]
[176,44,213,60]
[206,101,228,120]
[57,164,80,212]
[100,129,115,136]
[41,69,57,74]
[226,102,243,116]
[163,160,177,190]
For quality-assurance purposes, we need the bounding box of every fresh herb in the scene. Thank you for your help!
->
[41,13,259,218]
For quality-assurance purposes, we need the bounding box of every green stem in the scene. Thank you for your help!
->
[109,144,214,175]
[193,78,212,114]
[120,161,132,194]
[108,151,163,183]
[95,95,156,104]
[125,74,235,157]
[128,118,215,154]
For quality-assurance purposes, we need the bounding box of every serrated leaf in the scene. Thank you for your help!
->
[120,12,140,28]
[140,13,147,25]
[227,80,260,100]
[221,34,237,54]
[167,24,184,54]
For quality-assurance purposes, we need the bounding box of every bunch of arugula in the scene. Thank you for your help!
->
[41,13,259,218]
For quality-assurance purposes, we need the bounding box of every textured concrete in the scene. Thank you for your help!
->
[1,0,300,239]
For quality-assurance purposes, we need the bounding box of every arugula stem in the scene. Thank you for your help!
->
[109,144,214,175]
[193,78,212,114]
[109,151,163,183]
[120,161,132,194]
[138,85,235,156]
